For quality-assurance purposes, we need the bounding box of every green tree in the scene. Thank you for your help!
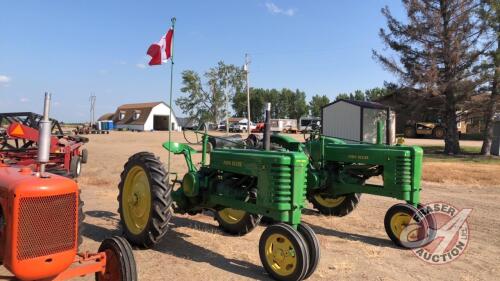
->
[373,0,487,154]
[232,88,266,122]
[480,0,500,155]
[365,87,389,101]
[335,93,349,100]
[288,89,308,122]
[176,61,245,124]
[353,90,366,101]
[309,94,330,116]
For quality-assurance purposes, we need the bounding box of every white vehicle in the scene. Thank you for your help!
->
[233,120,256,132]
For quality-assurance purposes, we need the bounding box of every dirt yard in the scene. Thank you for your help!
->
[5,131,499,280]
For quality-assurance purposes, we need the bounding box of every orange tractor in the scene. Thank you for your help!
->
[0,93,136,281]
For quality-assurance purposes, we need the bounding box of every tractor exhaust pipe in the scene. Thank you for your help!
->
[263,102,271,151]
[38,92,51,176]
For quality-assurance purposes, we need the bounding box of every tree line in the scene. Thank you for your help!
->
[177,0,499,155]
[176,61,391,124]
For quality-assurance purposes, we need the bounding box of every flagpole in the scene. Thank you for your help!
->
[168,17,176,177]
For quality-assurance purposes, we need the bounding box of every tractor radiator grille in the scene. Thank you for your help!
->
[17,193,77,260]
[271,164,292,203]
[395,156,412,185]
[270,164,307,204]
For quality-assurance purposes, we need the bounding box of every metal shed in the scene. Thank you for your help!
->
[321,99,395,144]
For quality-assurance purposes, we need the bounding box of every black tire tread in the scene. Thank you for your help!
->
[259,223,310,281]
[384,203,434,249]
[96,236,137,281]
[214,210,262,236]
[298,223,320,279]
[310,193,361,217]
[118,152,173,248]
[81,148,88,164]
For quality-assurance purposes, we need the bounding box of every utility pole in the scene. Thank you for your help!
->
[89,93,96,126]
[244,53,251,136]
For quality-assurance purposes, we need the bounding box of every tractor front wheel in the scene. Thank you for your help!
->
[118,152,173,248]
[297,223,320,280]
[310,193,361,217]
[259,223,310,281]
[214,208,261,236]
[95,236,137,281]
[384,203,435,249]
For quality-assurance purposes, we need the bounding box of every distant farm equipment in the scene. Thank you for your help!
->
[0,112,88,178]
[404,121,447,138]
[74,122,111,135]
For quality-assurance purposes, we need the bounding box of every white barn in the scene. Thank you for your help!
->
[321,99,395,144]
[113,102,179,131]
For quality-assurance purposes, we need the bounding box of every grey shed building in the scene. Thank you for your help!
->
[321,99,395,144]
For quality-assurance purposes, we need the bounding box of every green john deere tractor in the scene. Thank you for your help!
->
[118,107,321,280]
[117,105,434,281]
[269,123,435,249]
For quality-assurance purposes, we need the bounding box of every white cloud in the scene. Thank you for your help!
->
[265,2,296,16]
[20,97,29,103]
[0,75,12,85]
[136,63,146,69]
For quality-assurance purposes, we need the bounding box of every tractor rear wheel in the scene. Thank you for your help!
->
[95,236,137,281]
[310,193,361,217]
[214,208,261,235]
[297,223,320,279]
[384,203,435,249]
[118,152,173,248]
[404,126,417,138]
[259,223,310,281]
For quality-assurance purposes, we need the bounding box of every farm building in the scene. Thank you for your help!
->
[321,99,395,144]
[112,102,179,131]
[98,113,115,121]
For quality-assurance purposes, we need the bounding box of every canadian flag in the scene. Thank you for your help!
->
[147,28,174,65]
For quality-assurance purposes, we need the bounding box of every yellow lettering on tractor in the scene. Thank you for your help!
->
[223,160,243,167]
[348,154,369,160]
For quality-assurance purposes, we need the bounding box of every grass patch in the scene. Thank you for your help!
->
[421,145,500,164]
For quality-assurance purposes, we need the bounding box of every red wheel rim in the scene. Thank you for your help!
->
[97,249,122,281]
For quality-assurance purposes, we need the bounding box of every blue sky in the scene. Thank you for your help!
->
[0,0,404,122]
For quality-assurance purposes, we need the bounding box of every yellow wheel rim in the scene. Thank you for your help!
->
[218,208,246,224]
[264,234,297,277]
[122,166,151,235]
[314,194,346,208]
[390,212,412,239]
